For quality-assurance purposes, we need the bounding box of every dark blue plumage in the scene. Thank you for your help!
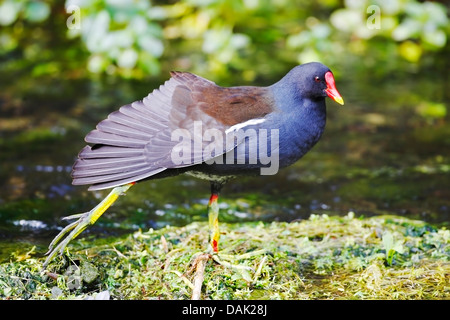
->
[183,62,336,180]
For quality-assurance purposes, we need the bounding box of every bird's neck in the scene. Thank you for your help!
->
[269,83,327,167]
[269,81,327,125]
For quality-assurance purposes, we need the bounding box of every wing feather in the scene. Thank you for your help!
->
[72,72,275,190]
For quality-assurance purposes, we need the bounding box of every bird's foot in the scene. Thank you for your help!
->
[42,183,134,270]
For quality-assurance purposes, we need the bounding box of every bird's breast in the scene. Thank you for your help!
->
[273,105,327,168]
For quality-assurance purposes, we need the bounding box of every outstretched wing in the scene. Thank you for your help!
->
[72,72,275,190]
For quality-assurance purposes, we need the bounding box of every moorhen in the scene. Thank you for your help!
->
[43,62,344,268]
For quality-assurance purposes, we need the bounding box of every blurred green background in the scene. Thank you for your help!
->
[0,0,449,260]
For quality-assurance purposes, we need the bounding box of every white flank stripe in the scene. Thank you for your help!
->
[225,118,266,134]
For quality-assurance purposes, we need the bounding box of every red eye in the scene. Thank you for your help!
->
[314,76,320,82]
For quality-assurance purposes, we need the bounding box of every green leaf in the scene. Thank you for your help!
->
[382,232,405,266]
[117,48,138,69]
[24,1,51,23]
[0,0,22,26]
[138,34,164,57]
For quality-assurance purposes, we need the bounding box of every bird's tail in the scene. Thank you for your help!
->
[71,98,172,190]
[72,143,165,191]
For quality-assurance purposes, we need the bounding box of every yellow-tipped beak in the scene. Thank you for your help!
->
[333,96,344,105]
[324,71,344,105]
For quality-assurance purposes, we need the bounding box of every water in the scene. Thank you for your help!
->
[1,67,449,263]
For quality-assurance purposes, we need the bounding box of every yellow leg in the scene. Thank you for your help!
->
[208,193,220,253]
[42,182,134,269]
[204,188,265,282]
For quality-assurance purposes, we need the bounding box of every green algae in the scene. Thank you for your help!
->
[0,213,448,300]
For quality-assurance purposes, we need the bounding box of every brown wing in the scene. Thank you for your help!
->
[170,71,275,125]
[72,72,275,190]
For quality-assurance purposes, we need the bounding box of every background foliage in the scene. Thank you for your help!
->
[1,0,448,84]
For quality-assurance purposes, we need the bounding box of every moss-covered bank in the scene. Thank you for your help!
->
[1,214,448,300]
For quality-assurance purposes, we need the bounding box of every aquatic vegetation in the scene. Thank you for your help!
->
[1,214,448,300]
[0,0,448,302]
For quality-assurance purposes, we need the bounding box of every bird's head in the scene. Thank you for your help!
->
[286,62,344,106]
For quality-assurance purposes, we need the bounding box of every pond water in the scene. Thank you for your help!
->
[0,65,449,263]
